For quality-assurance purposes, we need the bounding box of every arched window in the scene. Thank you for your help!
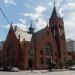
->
[7,42,13,55]
[43,43,52,65]
[29,47,34,59]
[51,25,56,36]
[44,43,52,56]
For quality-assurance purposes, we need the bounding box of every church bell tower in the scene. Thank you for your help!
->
[49,3,67,68]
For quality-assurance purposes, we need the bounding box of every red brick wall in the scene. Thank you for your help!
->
[0,24,67,70]
[2,26,20,68]
[49,17,67,68]
[34,27,58,69]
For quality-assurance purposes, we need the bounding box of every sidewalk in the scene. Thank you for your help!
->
[20,69,68,73]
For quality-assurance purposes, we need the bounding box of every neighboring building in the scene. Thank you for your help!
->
[0,41,4,50]
[66,39,75,60]
[0,41,4,66]
[0,4,67,70]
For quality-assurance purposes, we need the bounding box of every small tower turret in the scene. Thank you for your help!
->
[28,23,34,34]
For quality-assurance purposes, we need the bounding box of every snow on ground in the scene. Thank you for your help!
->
[0,70,75,75]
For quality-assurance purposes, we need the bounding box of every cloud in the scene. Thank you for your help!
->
[21,5,47,31]
[3,0,16,5]
[64,12,75,26]
[60,2,75,12]
[35,18,47,31]
[24,3,31,8]
[23,12,41,20]
[21,1,75,40]
[18,18,26,24]
[67,2,75,9]
[17,0,75,40]
[35,6,46,14]
[23,13,33,17]
[60,2,75,11]
[22,5,47,21]
[64,12,75,39]
[0,23,29,31]
[48,2,53,7]
[13,23,29,31]
[48,0,63,7]
[58,7,64,17]
[56,0,63,7]
[67,0,75,3]
[55,1,75,40]
[0,25,10,29]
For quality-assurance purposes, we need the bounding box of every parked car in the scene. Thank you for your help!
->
[0,67,4,71]
[69,65,75,70]
[11,67,19,72]
[1,66,12,71]
[2,66,10,71]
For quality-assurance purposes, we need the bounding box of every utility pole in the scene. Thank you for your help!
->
[0,7,10,24]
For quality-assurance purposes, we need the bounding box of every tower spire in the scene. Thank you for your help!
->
[54,0,55,7]
[9,21,14,33]
[10,21,13,28]
[50,1,61,19]
[10,21,12,26]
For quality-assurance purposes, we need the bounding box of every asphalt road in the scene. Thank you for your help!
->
[0,70,75,75]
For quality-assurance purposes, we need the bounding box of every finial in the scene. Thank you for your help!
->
[9,21,13,31]
[30,20,33,28]
[53,0,56,7]
[10,21,13,28]
[29,22,32,29]
[46,20,49,27]
[54,0,55,5]
[28,20,34,34]
[31,20,32,24]
[10,21,12,25]
[47,24,48,27]
[30,20,34,29]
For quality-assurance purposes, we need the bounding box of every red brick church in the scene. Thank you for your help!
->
[0,5,67,70]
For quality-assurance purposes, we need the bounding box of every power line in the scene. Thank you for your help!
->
[0,7,10,24]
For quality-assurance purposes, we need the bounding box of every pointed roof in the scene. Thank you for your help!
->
[28,23,34,34]
[5,22,18,42]
[50,2,61,19]
[29,23,34,31]
[9,22,14,31]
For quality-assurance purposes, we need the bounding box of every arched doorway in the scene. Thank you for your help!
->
[28,58,32,70]
[43,43,53,69]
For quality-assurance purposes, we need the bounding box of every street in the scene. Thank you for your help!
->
[0,70,75,75]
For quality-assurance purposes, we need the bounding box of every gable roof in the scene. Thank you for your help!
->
[35,28,45,38]
[35,26,51,38]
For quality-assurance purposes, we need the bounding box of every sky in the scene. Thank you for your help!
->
[0,0,75,41]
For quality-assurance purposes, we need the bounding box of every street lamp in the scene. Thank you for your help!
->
[48,57,52,71]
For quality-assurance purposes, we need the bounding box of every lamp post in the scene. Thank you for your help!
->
[29,43,34,72]
[48,58,52,71]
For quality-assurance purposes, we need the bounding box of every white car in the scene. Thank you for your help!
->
[11,67,19,72]
[69,66,75,70]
